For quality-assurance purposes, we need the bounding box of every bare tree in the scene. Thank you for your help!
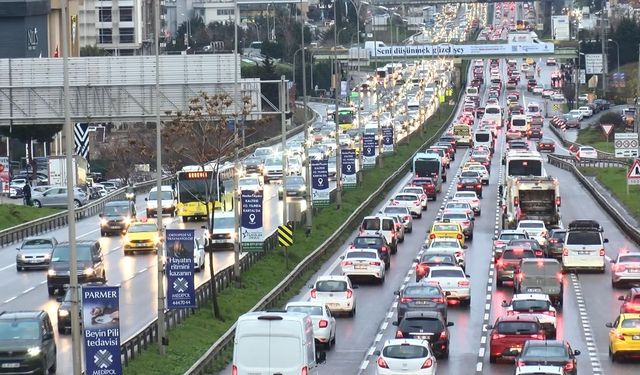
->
[163,91,253,320]
[96,125,154,182]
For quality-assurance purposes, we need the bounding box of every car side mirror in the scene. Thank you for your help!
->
[574,349,581,356]
[605,322,614,328]
[144,198,148,201]
[493,236,498,241]
[445,291,451,296]
[98,213,103,218]
[393,290,400,296]
[610,259,616,263]
[392,321,399,326]
[470,217,475,221]
[447,322,454,327]
[618,295,626,301]
[462,245,468,249]
[373,350,381,356]
[465,274,470,278]
[604,238,609,243]
[485,324,493,330]
[316,350,326,364]
[16,248,20,251]
[414,257,420,263]
[339,256,344,260]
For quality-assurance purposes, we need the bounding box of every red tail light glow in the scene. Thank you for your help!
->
[535,250,543,257]
[516,360,525,367]
[301,367,308,375]
[341,260,353,267]
[564,361,574,371]
[370,261,381,266]
[346,289,353,299]
[491,333,506,340]
[556,197,561,206]
[458,280,470,287]
[429,234,436,240]
[457,184,463,189]
[514,197,519,206]
[457,234,463,240]
[476,184,482,189]
[542,311,556,317]
[376,356,389,368]
[310,289,317,298]
[615,331,625,340]
[381,246,389,253]
[421,357,434,369]
[319,320,328,328]
[496,259,504,268]
[600,249,605,257]
[395,330,403,338]
[556,272,563,282]
[400,297,413,303]
[232,365,238,375]
[432,297,444,303]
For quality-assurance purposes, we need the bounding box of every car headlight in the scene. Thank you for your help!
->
[27,347,41,357]
[83,267,95,276]
[58,309,70,317]
[124,217,132,225]
[154,235,162,244]
[47,269,56,276]
[100,218,108,226]
[299,186,306,191]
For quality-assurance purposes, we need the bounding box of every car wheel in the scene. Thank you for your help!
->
[124,250,131,256]
[407,227,412,233]
[417,212,422,219]
[331,334,336,346]
[73,199,81,208]
[468,233,474,240]
[101,271,106,282]
[612,279,619,289]
[599,267,605,274]
[32,200,42,208]
[16,264,22,272]
[47,286,55,297]
[609,347,616,362]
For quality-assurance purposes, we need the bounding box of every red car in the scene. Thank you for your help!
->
[488,314,546,363]
[618,287,640,313]
[457,177,483,198]
[411,177,438,199]
[537,139,556,152]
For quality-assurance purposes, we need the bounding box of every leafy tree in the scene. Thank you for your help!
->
[163,92,253,320]
[80,45,107,56]
[609,18,640,67]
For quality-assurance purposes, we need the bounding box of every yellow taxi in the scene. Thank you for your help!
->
[122,220,161,255]
[427,220,465,247]
[607,313,640,361]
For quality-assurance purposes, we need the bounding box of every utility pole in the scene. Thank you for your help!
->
[636,43,639,135]
[600,10,607,98]
[154,0,167,355]
[281,76,289,224]
[301,11,313,226]
[61,2,82,373]
[333,0,342,207]
[232,0,242,280]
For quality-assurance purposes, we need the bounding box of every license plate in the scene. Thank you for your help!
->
[414,335,430,340]
[136,243,147,247]
[327,303,339,308]
[415,300,428,305]
[578,251,590,255]
[527,287,542,292]
[629,269,640,273]
[1,363,19,368]
[28,259,41,263]
[355,265,367,270]
[110,226,120,229]
[509,347,522,353]
[634,335,640,340]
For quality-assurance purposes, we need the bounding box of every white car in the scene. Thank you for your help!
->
[516,365,564,375]
[375,339,437,375]
[237,177,263,193]
[425,238,467,269]
[380,206,413,233]
[568,109,584,121]
[546,58,557,66]
[516,220,548,246]
[310,275,357,316]
[402,186,428,210]
[194,238,206,271]
[578,93,589,102]
[423,265,471,306]
[577,146,598,160]
[532,85,544,95]
[502,293,557,338]
[340,248,386,283]
[451,192,481,215]
[203,212,235,251]
[578,106,593,118]
[285,301,336,349]
[443,201,474,217]
[464,164,490,185]
[391,192,422,218]
[287,157,303,176]
[550,93,565,102]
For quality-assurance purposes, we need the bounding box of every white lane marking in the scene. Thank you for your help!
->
[571,273,603,375]
[4,297,16,303]
[22,287,34,294]
[0,264,16,271]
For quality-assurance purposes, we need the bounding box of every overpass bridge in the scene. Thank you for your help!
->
[369,0,543,5]
[0,54,263,126]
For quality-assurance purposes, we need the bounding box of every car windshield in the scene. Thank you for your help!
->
[400,318,443,332]
[421,254,455,264]
[22,239,53,248]
[286,305,323,316]
[127,224,157,233]
[52,245,93,262]
[0,320,40,340]
[622,319,640,328]
[239,178,259,186]
[430,269,464,278]
[382,344,430,359]
[503,249,535,259]
[455,193,476,199]
[430,241,459,248]
[512,299,551,311]
[264,158,281,166]
[103,205,130,215]
[522,345,566,357]
[346,251,376,259]
[315,280,347,292]
[496,321,539,334]
[148,191,173,200]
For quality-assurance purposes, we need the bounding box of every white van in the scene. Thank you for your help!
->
[510,114,529,134]
[562,220,608,273]
[474,129,494,152]
[145,185,176,218]
[233,311,324,375]
[483,104,503,129]
[360,215,398,253]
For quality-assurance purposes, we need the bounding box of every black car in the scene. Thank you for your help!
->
[242,156,264,175]
[516,340,580,375]
[99,200,137,236]
[278,176,307,200]
[393,310,453,358]
[47,240,106,296]
[395,282,449,322]
[547,228,566,259]
[536,138,556,153]
[56,282,105,334]
[457,177,483,198]
[351,234,391,269]
[0,311,56,374]
[527,79,537,92]
[507,239,545,257]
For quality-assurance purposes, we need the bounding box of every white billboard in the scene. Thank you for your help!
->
[552,16,570,40]
[585,54,604,74]
[371,42,555,58]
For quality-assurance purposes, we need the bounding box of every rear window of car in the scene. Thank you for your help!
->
[400,318,443,332]
[384,207,408,215]
[362,219,380,231]
[430,269,464,278]
[286,305,323,316]
[446,203,471,210]
[550,231,566,240]
[395,194,416,201]
[443,213,468,220]
[519,222,545,229]
[566,232,601,245]
[382,344,429,359]
[512,299,551,312]
[619,255,640,263]
[403,285,442,298]
[520,261,561,274]
[346,251,377,259]
[621,319,640,328]
[354,237,382,247]
[382,219,394,231]
[502,249,535,259]
[315,280,347,292]
[500,233,527,241]
[522,345,566,357]
[421,254,456,264]
[496,321,540,334]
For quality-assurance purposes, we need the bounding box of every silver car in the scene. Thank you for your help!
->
[31,187,89,208]
[611,252,640,288]
[16,236,58,271]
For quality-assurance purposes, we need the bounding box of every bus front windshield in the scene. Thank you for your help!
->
[337,110,354,124]
[507,160,543,176]
[178,178,218,203]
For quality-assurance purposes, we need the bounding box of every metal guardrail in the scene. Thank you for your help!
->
[183,85,465,375]
[547,154,640,245]
[547,123,632,166]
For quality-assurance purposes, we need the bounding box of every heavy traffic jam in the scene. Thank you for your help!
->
[232,4,640,375]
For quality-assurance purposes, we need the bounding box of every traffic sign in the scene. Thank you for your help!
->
[601,124,614,136]
[615,133,639,158]
[277,224,294,247]
[627,159,640,179]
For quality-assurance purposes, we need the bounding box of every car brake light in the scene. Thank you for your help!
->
[432,297,444,303]
[514,197,519,206]
[535,250,543,257]
[556,196,561,206]
[564,362,574,371]
[600,248,605,257]
[377,356,390,368]
[405,215,411,221]
[429,234,436,240]
[395,330,403,338]
[531,332,545,340]
[463,221,470,226]
[549,238,558,244]
[395,223,402,230]
[516,359,525,367]
[517,273,524,282]
[556,272,563,282]
[476,184,482,189]
[615,331,625,340]
[310,289,317,298]
[370,261,381,266]
[457,184,463,189]
[491,333,506,340]
[301,366,308,375]
[458,280,470,287]
[562,248,568,257]
[319,319,328,328]
[507,310,518,316]
[381,246,389,253]
[457,234,463,240]
[614,264,626,272]
[400,297,413,303]
[341,260,353,266]
[496,259,504,268]
[232,365,238,375]
[346,289,353,299]
[421,357,434,369]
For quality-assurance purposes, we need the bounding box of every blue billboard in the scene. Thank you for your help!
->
[382,126,394,153]
[241,190,263,251]
[362,133,377,167]
[341,148,357,188]
[311,159,329,206]
[82,285,122,375]
[165,229,196,309]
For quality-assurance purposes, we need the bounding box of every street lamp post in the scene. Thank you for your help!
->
[300,11,312,227]
[347,0,365,72]
[607,39,619,72]
[334,0,343,208]
[181,13,191,50]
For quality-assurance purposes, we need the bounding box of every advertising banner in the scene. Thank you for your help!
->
[371,42,554,58]
[241,190,263,251]
[382,127,394,154]
[311,159,330,207]
[362,134,377,168]
[165,229,196,309]
[0,157,9,194]
[341,149,357,189]
[82,285,122,375]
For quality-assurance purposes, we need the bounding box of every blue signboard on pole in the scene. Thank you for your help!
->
[382,126,394,154]
[165,229,196,309]
[362,133,377,168]
[82,285,122,375]
[241,190,263,252]
[311,159,330,207]
[341,148,357,189]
